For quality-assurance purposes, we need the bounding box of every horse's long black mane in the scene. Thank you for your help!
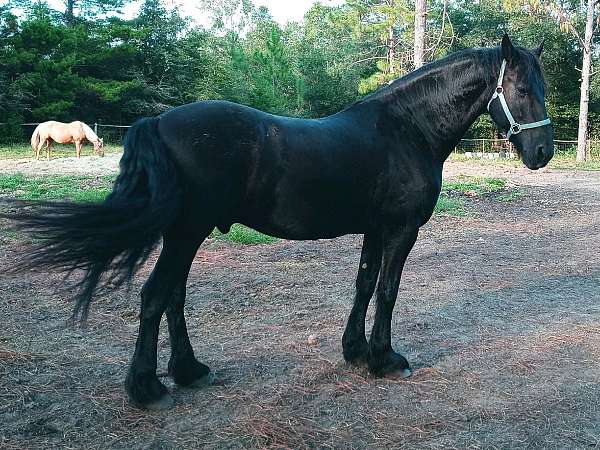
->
[356,44,542,109]
[354,48,500,106]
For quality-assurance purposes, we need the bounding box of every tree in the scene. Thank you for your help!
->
[247,22,296,113]
[292,2,366,116]
[414,0,426,68]
[199,0,255,34]
[63,0,128,26]
[344,0,412,92]
[575,0,596,161]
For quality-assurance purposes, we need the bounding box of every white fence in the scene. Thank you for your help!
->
[455,138,600,160]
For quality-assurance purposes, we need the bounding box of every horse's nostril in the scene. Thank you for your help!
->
[537,145,545,159]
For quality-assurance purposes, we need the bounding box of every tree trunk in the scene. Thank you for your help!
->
[577,0,595,162]
[414,0,427,69]
[65,0,75,25]
[387,25,395,74]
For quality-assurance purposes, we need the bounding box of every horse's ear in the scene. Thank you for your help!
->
[533,40,544,58]
[501,33,517,64]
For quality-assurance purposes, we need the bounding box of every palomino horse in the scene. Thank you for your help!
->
[6,36,553,409]
[30,121,104,160]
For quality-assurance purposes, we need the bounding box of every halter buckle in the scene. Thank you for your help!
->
[495,86,504,94]
[511,123,522,135]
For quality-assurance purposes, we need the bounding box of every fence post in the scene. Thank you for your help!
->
[94,122,98,135]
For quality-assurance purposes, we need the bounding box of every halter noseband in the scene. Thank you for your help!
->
[487,59,551,139]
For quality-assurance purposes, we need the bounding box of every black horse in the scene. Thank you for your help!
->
[5,35,553,409]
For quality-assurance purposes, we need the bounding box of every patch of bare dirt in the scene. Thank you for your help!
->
[1,162,599,449]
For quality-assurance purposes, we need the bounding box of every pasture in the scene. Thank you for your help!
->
[1,154,599,448]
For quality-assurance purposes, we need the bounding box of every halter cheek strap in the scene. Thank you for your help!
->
[487,60,551,139]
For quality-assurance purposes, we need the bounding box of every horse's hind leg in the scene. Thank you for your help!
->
[36,140,44,160]
[125,234,203,409]
[166,271,212,387]
[342,232,383,363]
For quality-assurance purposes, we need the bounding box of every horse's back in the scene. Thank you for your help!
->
[39,120,82,143]
[37,120,59,132]
[68,121,87,139]
[35,121,59,140]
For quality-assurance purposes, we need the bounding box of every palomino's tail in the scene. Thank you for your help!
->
[30,126,40,153]
[3,117,182,322]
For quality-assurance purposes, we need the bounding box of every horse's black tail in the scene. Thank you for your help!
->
[2,117,182,323]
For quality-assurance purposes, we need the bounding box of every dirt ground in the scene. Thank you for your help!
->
[1,157,599,449]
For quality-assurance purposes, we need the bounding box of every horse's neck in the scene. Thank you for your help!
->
[80,123,99,142]
[368,49,501,162]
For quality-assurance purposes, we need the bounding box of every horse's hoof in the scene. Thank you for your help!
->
[342,338,370,366]
[144,392,175,411]
[186,371,215,389]
[368,349,411,378]
[344,354,368,367]
[388,368,412,380]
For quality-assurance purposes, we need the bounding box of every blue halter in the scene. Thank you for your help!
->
[487,60,551,139]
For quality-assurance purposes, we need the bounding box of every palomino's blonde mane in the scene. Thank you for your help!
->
[80,122,99,143]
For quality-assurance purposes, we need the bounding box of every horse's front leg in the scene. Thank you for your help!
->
[45,141,52,160]
[368,226,419,378]
[342,232,383,363]
[76,141,81,158]
[36,141,43,160]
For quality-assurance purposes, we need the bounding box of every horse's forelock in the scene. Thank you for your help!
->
[515,47,546,91]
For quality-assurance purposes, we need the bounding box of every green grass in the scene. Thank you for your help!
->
[434,195,466,216]
[435,175,519,216]
[449,153,522,167]
[0,143,122,160]
[0,173,115,202]
[449,152,600,171]
[548,154,600,171]
[443,176,508,195]
[497,192,525,202]
[211,224,278,245]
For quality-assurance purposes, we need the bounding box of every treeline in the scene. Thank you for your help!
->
[0,0,596,143]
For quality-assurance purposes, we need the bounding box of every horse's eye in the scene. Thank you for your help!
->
[516,87,529,97]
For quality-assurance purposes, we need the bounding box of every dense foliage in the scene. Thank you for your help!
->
[0,0,597,143]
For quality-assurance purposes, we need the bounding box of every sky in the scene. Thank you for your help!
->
[238,0,345,24]
[41,0,346,25]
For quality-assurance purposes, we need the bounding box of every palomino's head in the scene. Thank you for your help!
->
[94,138,105,157]
[488,35,553,170]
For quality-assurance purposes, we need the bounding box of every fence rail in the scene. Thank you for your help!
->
[1,122,600,159]
[455,138,600,160]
